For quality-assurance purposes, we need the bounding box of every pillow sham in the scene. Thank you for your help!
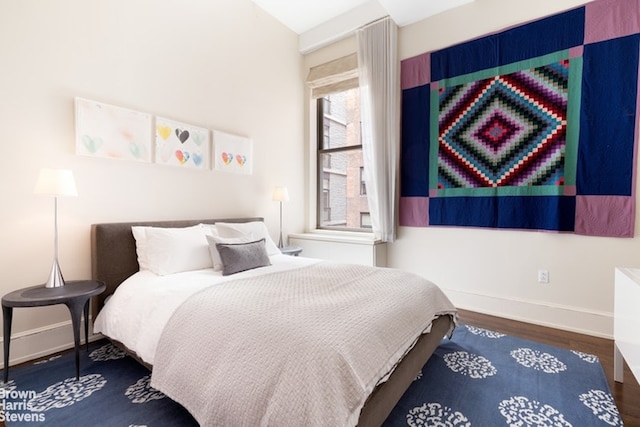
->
[131,226,151,270]
[132,225,205,271]
[215,221,281,256]
[216,238,271,276]
[206,233,255,271]
[131,224,211,275]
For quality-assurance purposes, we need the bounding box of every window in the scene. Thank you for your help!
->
[317,87,370,231]
[360,212,372,229]
[322,175,331,222]
[360,167,367,195]
[323,97,331,115]
[323,124,330,158]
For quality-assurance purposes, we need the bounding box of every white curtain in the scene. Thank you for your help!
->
[356,17,399,242]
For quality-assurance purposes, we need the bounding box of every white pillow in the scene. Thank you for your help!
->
[215,221,281,256]
[131,226,152,271]
[200,223,219,236]
[206,233,255,271]
[131,224,211,275]
[132,224,202,270]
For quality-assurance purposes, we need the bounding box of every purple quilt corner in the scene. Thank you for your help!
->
[585,0,640,44]
[401,53,430,90]
[574,195,635,237]
[399,197,430,227]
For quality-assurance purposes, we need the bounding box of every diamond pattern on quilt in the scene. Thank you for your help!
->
[438,61,569,189]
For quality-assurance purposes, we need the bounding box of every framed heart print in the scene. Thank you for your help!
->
[155,117,210,169]
[213,130,253,175]
[75,97,152,162]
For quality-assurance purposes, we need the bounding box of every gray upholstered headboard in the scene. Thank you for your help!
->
[90,217,263,315]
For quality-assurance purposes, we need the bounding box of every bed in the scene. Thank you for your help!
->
[91,218,457,426]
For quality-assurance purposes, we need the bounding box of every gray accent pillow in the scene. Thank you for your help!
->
[206,233,255,271]
[216,238,271,276]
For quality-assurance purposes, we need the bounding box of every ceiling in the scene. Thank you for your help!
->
[252,0,474,53]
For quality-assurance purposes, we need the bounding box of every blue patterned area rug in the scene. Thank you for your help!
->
[0,324,622,426]
[384,324,622,427]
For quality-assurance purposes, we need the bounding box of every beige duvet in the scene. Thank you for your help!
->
[150,261,456,426]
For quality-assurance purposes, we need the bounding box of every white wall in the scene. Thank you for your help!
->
[0,0,304,364]
[305,0,638,337]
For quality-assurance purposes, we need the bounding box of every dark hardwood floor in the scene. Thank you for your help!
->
[458,309,640,427]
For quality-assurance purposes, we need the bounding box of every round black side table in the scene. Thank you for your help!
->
[2,280,106,382]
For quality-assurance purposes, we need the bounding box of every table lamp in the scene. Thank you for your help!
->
[272,186,289,249]
[34,168,78,288]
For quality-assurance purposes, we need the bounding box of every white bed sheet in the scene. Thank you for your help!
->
[93,254,320,365]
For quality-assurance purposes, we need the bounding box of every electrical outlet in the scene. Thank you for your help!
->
[538,269,549,284]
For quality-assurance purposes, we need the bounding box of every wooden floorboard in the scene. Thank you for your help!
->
[458,309,640,427]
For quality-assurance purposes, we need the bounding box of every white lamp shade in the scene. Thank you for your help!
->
[272,186,289,202]
[34,168,78,197]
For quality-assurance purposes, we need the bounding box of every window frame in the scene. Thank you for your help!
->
[316,96,369,232]
[360,212,372,229]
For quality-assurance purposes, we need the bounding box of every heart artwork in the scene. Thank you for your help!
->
[175,129,190,143]
[235,154,247,166]
[191,132,204,146]
[192,153,203,166]
[221,152,233,165]
[129,143,143,159]
[157,126,172,141]
[81,135,103,154]
[175,150,190,164]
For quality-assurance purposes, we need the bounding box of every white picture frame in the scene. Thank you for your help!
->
[213,130,253,175]
[75,97,152,162]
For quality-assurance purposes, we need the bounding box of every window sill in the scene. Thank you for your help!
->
[289,231,386,266]
[288,230,382,246]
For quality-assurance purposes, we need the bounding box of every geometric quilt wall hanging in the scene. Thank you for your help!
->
[399,0,640,237]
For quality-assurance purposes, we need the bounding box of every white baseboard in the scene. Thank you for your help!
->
[1,320,102,369]
[444,288,614,339]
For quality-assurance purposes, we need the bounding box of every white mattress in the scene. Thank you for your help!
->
[93,254,320,365]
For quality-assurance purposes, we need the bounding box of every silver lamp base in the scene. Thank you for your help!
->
[45,258,66,288]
